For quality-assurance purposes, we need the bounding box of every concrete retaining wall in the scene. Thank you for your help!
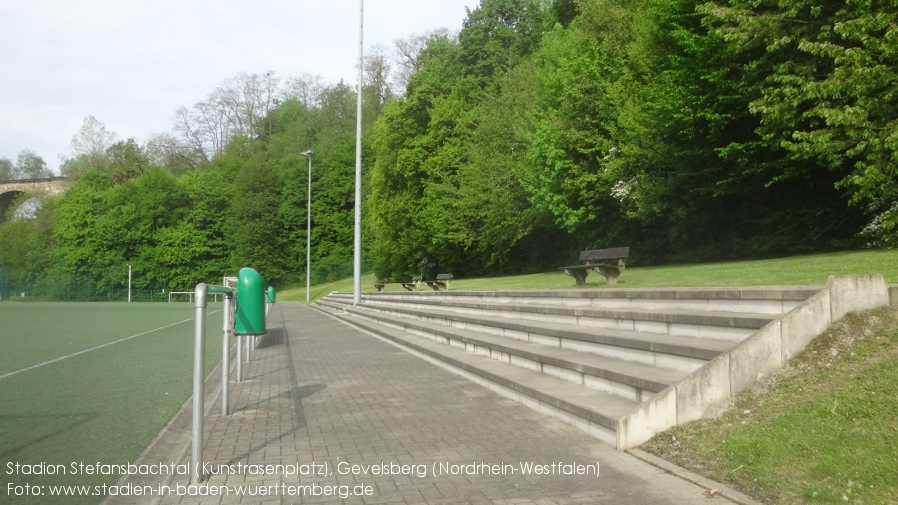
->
[617,275,890,449]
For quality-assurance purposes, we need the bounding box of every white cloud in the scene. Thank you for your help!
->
[0,0,475,172]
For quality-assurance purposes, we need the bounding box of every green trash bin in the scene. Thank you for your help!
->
[234,267,265,335]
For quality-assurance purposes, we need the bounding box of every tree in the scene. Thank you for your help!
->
[391,30,454,94]
[420,62,546,274]
[52,168,193,295]
[0,150,52,180]
[368,31,469,278]
[282,73,326,109]
[458,0,551,89]
[154,222,214,290]
[177,166,235,284]
[0,216,33,276]
[105,138,150,184]
[551,0,579,27]
[171,72,285,163]
[145,132,202,174]
[104,168,188,290]
[213,71,281,138]
[228,151,288,283]
[53,170,115,276]
[14,150,52,179]
[0,158,12,179]
[698,0,886,246]
[364,43,395,107]
[368,1,559,277]
[522,0,651,238]
[172,103,226,163]
[61,116,116,178]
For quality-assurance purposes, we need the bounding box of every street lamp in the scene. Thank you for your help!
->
[299,150,313,302]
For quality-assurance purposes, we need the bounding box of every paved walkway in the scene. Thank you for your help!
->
[109,302,759,505]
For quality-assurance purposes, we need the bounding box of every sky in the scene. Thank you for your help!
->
[0,0,477,173]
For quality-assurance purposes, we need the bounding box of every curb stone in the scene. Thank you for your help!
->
[626,449,766,505]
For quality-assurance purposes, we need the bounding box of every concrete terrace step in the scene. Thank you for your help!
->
[315,277,890,449]
[319,308,639,446]
[315,299,691,402]
[316,297,738,372]
[314,287,802,444]
[331,287,819,314]
[325,292,787,343]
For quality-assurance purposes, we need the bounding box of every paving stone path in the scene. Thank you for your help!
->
[111,302,756,505]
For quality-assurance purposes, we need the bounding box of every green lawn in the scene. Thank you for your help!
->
[0,302,226,505]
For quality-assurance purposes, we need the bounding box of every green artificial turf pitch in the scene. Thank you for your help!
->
[1,302,226,505]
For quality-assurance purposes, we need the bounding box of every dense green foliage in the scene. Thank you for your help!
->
[2,0,896,298]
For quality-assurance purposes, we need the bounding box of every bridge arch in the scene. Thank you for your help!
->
[0,177,70,224]
[0,190,25,224]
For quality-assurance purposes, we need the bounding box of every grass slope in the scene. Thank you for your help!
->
[640,307,898,505]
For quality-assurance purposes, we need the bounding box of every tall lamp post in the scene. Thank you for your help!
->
[299,150,313,302]
[353,0,364,306]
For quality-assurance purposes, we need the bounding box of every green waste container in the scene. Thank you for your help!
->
[234,267,265,335]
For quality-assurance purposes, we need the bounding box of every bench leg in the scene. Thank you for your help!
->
[594,265,621,285]
[563,268,589,286]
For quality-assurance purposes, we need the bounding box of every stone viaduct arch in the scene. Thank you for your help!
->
[0,177,70,224]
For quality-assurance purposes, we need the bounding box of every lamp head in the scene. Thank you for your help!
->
[300,150,313,156]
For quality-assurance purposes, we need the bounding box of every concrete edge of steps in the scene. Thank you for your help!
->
[615,275,891,448]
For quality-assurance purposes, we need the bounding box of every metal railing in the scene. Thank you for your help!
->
[190,271,273,484]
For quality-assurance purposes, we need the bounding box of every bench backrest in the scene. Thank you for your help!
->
[411,275,423,281]
[436,273,453,281]
[579,247,630,262]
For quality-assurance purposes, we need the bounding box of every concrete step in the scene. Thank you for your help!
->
[334,287,818,315]
[317,297,735,372]
[315,300,691,403]
[325,292,782,343]
[319,307,639,447]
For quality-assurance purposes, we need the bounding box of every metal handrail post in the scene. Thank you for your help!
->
[191,283,208,484]
[221,292,232,417]
[237,335,243,382]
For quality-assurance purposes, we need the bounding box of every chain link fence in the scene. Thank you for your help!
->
[0,257,371,302]
[0,266,168,302]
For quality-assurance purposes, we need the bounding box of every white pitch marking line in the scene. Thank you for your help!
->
[0,310,222,380]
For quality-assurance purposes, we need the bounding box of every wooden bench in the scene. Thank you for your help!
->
[374,279,387,291]
[560,247,629,285]
[401,275,423,291]
[425,273,453,291]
